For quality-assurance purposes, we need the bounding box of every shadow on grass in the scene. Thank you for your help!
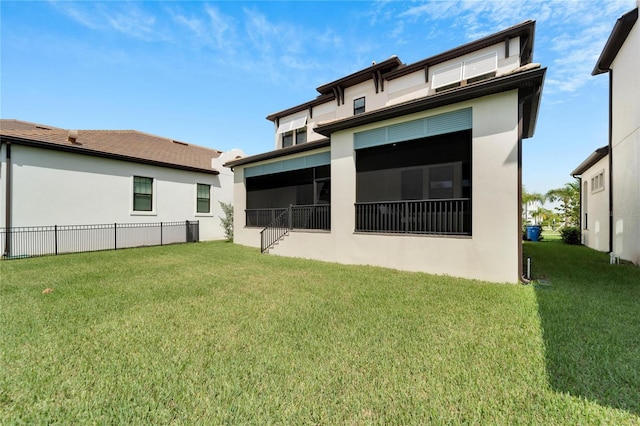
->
[525,241,640,415]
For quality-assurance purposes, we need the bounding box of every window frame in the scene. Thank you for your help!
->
[295,127,307,145]
[591,170,605,193]
[354,97,366,115]
[282,131,294,148]
[131,175,156,215]
[196,183,212,215]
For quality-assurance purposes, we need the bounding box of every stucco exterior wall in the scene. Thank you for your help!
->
[611,18,640,264]
[2,145,236,241]
[235,91,521,283]
[273,38,523,151]
[580,156,610,252]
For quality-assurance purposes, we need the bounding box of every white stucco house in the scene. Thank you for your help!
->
[571,146,610,252]
[0,119,243,255]
[572,3,639,264]
[225,21,546,283]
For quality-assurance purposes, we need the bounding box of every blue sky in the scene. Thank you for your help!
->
[1,0,636,194]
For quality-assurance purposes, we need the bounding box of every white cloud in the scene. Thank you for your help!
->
[170,5,237,52]
[51,1,166,42]
[391,0,634,96]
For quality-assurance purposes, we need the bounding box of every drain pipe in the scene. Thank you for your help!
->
[518,86,541,284]
[3,139,11,257]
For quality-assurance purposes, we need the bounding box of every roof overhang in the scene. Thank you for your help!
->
[266,94,335,122]
[315,56,403,95]
[265,21,537,123]
[315,67,546,139]
[0,135,220,175]
[386,20,536,81]
[571,146,610,177]
[224,138,331,168]
[593,7,638,75]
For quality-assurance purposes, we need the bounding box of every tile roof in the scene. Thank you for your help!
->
[0,119,221,174]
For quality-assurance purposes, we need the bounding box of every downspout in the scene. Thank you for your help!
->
[577,176,582,231]
[608,70,614,254]
[3,140,12,257]
[518,87,541,284]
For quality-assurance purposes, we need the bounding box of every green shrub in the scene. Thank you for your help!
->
[560,226,581,245]
[219,201,234,241]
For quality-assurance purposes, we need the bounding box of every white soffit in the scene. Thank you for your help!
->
[276,116,308,134]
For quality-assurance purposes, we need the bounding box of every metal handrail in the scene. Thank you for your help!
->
[260,209,290,253]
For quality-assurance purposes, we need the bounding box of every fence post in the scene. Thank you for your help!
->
[186,220,190,243]
[114,223,117,250]
[160,222,163,246]
[288,204,292,230]
[54,225,58,256]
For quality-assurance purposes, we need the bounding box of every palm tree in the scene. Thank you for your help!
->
[546,180,580,227]
[531,207,556,227]
[522,186,545,225]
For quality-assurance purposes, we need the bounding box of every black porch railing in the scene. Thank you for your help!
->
[355,199,470,235]
[247,206,331,231]
[290,204,331,230]
[246,208,288,228]
[1,220,199,259]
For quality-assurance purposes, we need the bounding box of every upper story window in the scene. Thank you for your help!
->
[432,51,498,92]
[133,176,153,212]
[354,97,365,115]
[295,127,307,145]
[282,131,294,148]
[277,116,308,148]
[591,170,605,193]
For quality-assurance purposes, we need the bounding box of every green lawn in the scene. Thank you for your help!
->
[1,240,638,424]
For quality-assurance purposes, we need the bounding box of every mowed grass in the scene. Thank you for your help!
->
[1,241,638,424]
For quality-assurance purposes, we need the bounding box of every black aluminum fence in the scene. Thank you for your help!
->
[1,220,199,259]
[355,199,471,235]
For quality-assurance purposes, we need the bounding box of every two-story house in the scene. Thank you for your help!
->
[225,21,546,283]
[572,3,639,264]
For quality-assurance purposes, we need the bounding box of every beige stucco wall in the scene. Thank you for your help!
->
[235,91,521,283]
[611,17,640,264]
[580,156,610,252]
[274,38,523,150]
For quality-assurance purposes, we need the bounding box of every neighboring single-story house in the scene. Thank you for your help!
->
[225,21,546,283]
[572,3,639,264]
[0,119,244,254]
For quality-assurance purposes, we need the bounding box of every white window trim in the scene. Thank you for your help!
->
[195,183,214,217]
[591,170,605,194]
[130,175,157,216]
